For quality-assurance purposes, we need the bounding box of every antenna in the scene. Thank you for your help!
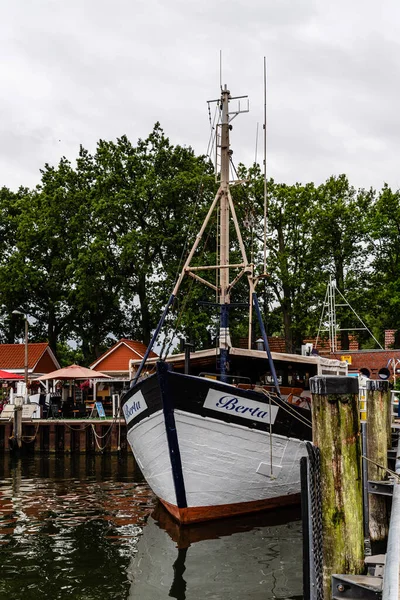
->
[219,50,222,91]
[263,56,267,275]
[254,122,259,164]
[315,278,383,353]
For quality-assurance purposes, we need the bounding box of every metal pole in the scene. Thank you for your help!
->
[382,435,400,600]
[252,292,280,394]
[263,56,267,276]
[132,293,175,385]
[24,317,28,404]
[184,342,194,375]
[361,422,369,538]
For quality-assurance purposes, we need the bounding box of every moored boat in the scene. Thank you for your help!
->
[123,361,311,524]
[121,81,346,524]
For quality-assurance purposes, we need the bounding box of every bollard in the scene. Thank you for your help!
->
[366,380,390,545]
[310,376,364,599]
[386,387,393,452]
[13,405,22,449]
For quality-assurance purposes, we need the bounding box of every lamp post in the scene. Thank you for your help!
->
[12,310,29,403]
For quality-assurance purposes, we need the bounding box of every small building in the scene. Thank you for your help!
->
[0,343,60,380]
[89,339,158,406]
[245,333,400,382]
[305,330,400,381]
[329,349,400,381]
[90,338,157,378]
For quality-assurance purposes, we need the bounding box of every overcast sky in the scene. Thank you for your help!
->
[1,0,400,192]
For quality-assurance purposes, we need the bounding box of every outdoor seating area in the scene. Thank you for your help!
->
[0,339,147,424]
[0,363,122,420]
[0,392,116,421]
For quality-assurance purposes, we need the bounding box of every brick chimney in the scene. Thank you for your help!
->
[385,329,396,349]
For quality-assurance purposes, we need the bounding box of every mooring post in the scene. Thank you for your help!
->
[386,387,393,452]
[366,380,390,545]
[310,375,364,599]
[13,404,23,449]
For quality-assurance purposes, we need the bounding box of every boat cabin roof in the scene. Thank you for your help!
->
[130,347,348,379]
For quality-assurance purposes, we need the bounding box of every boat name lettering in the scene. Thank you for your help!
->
[216,396,269,419]
[203,390,279,424]
[123,391,148,424]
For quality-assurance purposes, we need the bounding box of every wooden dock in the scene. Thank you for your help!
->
[0,419,128,453]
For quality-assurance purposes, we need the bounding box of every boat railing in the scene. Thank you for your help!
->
[198,373,252,386]
[382,434,400,600]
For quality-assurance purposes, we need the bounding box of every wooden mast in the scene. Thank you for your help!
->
[218,85,232,380]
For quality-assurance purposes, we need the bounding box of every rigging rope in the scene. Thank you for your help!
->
[173,103,218,284]
[21,424,40,443]
[146,103,220,363]
[362,455,400,481]
[260,388,312,429]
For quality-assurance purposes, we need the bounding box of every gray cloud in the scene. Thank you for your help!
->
[1,0,400,191]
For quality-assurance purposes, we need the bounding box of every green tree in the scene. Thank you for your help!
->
[90,124,214,349]
[312,175,372,349]
[366,184,400,337]
[234,165,320,352]
[0,186,33,342]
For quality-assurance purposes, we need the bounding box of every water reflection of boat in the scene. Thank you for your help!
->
[128,502,303,600]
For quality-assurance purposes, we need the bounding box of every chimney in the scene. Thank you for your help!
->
[385,329,396,349]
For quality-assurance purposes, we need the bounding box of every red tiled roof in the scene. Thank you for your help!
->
[90,339,158,371]
[120,339,157,358]
[0,343,51,370]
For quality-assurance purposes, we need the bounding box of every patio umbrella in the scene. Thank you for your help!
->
[37,364,110,381]
[37,364,111,413]
[0,370,24,380]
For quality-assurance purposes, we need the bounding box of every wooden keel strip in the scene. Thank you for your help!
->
[160,493,301,525]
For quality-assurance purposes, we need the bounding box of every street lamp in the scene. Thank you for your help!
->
[12,310,29,403]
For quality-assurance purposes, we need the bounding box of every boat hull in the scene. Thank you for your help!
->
[159,493,301,524]
[122,364,311,524]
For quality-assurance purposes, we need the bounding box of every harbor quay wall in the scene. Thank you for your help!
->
[0,419,129,454]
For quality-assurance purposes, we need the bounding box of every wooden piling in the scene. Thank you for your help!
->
[39,423,48,451]
[101,424,111,453]
[14,406,22,448]
[55,424,64,452]
[111,422,119,452]
[49,423,56,453]
[366,380,390,545]
[0,419,128,454]
[87,425,95,453]
[79,425,86,454]
[93,423,101,453]
[310,375,364,599]
[64,424,71,453]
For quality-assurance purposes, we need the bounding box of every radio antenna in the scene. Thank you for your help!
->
[263,56,268,275]
[219,50,222,91]
[255,122,259,164]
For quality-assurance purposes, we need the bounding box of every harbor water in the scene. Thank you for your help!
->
[0,455,303,600]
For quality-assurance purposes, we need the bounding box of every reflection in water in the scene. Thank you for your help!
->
[0,455,303,600]
[169,548,188,600]
[0,455,155,600]
[129,503,303,600]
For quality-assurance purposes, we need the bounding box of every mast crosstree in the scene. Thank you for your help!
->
[173,86,252,354]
